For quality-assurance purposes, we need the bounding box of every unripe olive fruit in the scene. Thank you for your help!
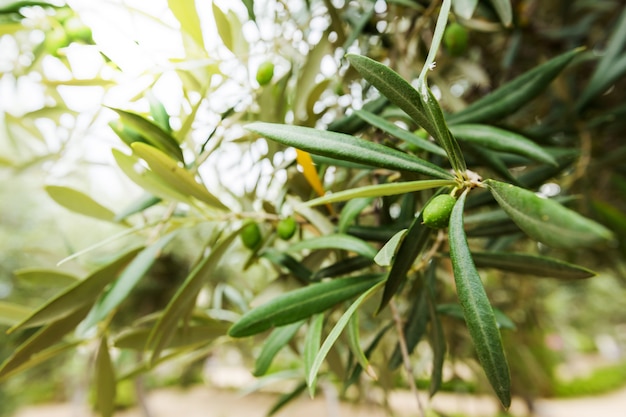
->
[240,222,262,249]
[44,27,70,56]
[423,194,457,229]
[256,61,275,86]
[277,217,297,240]
[443,23,469,56]
[63,16,93,43]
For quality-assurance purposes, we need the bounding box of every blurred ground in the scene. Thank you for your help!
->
[11,384,626,417]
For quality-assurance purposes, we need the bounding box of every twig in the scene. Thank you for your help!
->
[390,299,426,417]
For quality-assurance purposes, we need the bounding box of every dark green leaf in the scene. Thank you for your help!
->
[426,263,445,396]
[378,208,433,313]
[419,85,467,173]
[312,256,373,281]
[109,108,184,162]
[449,124,557,166]
[470,251,596,279]
[328,96,388,134]
[345,54,435,135]
[246,123,454,180]
[228,274,385,338]
[338,197,374,234]
[449,190,510,407]
[254,320,304,376]
[267,382,307,416]
[287,234,379,259]
[261,250,313,283]
[354,110,446,156]
[447,48,583,125]
[8,248,142,332]
[486,179,614,248]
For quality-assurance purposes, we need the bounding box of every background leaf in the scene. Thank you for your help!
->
[45,185,117,222]
[486,179,614,248]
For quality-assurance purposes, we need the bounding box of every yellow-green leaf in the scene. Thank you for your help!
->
[45,185,117,222]
[95,336,116,417]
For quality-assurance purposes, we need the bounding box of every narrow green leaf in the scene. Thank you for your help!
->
[378,209,433,313]
[228,274,385,338]
[13,268,78,288]
[8,248,142,333]
[112,149,193,204]
[577,7,626,110]
[242,0,255,22]
[168,0,206,51]
[345,323,393,389]
[338,197,374,234]
[0,342,80,382]
[148,230,238,362]
[307,280,383,395]
[114,193,161,222]
[312,256,373,281]
[212,3,233,51]
[448,190,511,408]
[261,250,313,283]
[453,0,478,19]
[254,321,304,376]
[148,95,171,133]
[486,0,512,26]
[470,251,596,279]
[447,48,583,125]
[345,54,436,135]
[425,262,445,397]
[287,234,378,259]
[0,302,30,327]
[354,110,446,156]
[303,314,324,391]
[436,303,516,330]
[346,312,376,380]
[114,323,229,350]
[267,382,307,417]
[374,229,408,267]
[306,179,456,207]
[95,336,116,417]
[131,143,226,210]
[0,305,91,380]
[328,96,388,134]
[82,233,177,330]
[486,179,614,248]
[419,85,467,173]
[449,124,557,166]
[45,185,117,222]
[109,108,184,162]
[246,123,454,180]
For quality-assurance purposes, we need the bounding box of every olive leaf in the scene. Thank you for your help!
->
[228,274,385,338]
[447,48,583,125]
[305,179,456,207]
[485,179,614,248]
[470,251,596,279]
[45,185,118,223]
[254,320,305,376]
[448,189,511,408]
[449,124,557,166]
[95,335,116,417]
[246,123,453,180]
[287,234,379,259]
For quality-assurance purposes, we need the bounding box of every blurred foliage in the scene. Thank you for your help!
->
[1,0,626,416]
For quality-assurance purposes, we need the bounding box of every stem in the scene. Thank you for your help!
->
[418,0,452,87]
[390,300,426,417]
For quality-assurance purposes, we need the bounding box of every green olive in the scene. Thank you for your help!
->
[44,26,70,56]
[240,222,262,249]
[423,194,457,229]
[277,217,297,240]
[255,61,275,86]
[443,23,469,56]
